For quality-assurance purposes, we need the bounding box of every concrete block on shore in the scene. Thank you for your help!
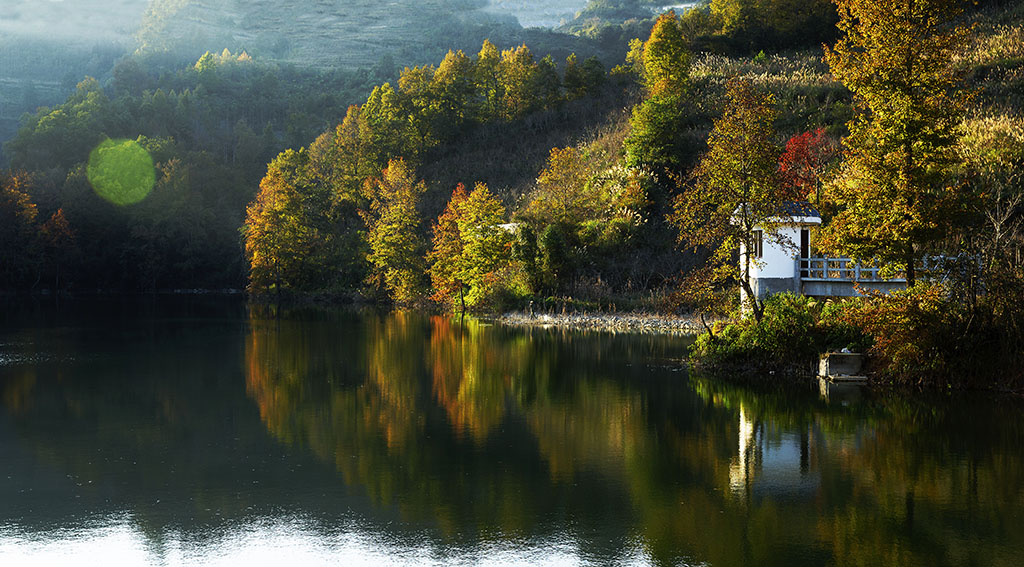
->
[819,352,867,383]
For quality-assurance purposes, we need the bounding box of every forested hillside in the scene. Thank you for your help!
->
[0,1,640,159]
[234,0,1023,315]
[0,1,659,292]
[2,0,1022,329]
[485,0,589,27]
[0,0,146,150]
[0,39,620,292]
[137,0,548,68]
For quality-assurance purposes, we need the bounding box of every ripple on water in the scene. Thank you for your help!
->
[0,515,662,567]
[0,353,68,367]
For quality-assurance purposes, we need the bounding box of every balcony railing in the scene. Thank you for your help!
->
[799,257,895,282]
[798,255,974,282]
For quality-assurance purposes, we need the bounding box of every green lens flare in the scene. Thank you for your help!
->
[87,139,155,206]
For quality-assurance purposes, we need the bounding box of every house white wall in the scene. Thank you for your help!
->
[739,216,820,303]
[744,225,801,279]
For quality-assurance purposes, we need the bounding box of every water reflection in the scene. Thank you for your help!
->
[243,307,1024,566]
[2,300,1024,565]
[1,515,640,566]
[243,309,662,548]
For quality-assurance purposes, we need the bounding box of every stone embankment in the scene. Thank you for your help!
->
[496,310,707,335]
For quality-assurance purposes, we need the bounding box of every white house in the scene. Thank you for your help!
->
[737,202,821,303]
[738,201,910,301]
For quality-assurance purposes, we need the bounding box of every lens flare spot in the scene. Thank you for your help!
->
[87,139,155,206]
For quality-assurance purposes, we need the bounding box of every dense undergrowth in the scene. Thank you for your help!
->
[691,282,1024,390]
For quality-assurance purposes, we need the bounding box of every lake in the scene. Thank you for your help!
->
[1,297,1023,566]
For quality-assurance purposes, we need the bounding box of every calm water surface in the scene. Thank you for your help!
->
[1,297,1023,566]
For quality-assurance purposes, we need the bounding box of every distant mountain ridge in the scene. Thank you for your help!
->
[483,0,589,27]
[0,0,148,42]
[134,0,544,69]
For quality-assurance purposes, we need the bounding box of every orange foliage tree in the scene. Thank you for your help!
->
[428,183,469,308]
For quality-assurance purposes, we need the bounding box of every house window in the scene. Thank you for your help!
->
[751,230,763,258]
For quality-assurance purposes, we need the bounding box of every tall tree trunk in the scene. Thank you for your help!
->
[905,244,916,287]
[742,244,763,322]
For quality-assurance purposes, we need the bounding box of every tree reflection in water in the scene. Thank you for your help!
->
[1,301,1023,566]
[244,308,1024,566]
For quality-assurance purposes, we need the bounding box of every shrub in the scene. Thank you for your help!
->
[837,283,1024,388]
[819,298,872,353]
[690,292,864,373]
[836,284,954,382]
[463,266,530,313]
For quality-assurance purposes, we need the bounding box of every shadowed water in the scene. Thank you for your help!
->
[1,297,1023,566]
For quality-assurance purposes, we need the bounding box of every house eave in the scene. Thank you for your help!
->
[763,215,822,225]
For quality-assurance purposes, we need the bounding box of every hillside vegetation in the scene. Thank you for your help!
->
[2,1,1022,388]
[139,0,511,68]
[0,0,637,160]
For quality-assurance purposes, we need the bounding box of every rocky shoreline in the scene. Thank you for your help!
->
[495,310,708,335]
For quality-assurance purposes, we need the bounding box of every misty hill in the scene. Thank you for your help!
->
[483,0,589,28]
[135,0,597,70]
[0,0,148,43]
[0,1,145,149]
[0,0,633,154]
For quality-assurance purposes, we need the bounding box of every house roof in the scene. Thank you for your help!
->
[776,201,820,218]
[731,201,822,225]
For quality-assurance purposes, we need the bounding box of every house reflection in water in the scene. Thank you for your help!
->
[728,403,820,503]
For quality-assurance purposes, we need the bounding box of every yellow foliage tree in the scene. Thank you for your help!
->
[818,0,972,285]
[361,158,428,303]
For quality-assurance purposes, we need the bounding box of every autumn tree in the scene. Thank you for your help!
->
[672,79,798,321]
[523,147,600,226]
[0,171,39,290]
[818,0,971,285]
[498,45,541,121]
[474,40,503,120]
[320,107,373,198]
[362,83,414,165]
[428,183,470,309]
[637,10,691,98]
[624,11,694,170]
[361,158,428,303]
[456,183,512,307]
[244,141,366,294]
[397,64,440,149]
[778,128,839,204]
[243,149,321,293]
[432,49,476,138]
[306,129,369,288]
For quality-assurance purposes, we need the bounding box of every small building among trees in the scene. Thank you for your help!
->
[738,202,820,303]
[739,202,909,303]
